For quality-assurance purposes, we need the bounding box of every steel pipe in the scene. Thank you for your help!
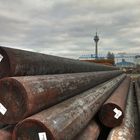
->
[0,125,14,140]
[133,82,140,140]
[0,123,6,129]
[135,80,140,117]
[107,82,135,140]
[98,76,130,128]
[137,77,140,86]
[0,130,11,140]
[0,70,122,124]
[0,46,118,78]
[12,74,125,140]
[73,120,100,140]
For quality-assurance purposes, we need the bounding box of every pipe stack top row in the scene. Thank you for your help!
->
[0,46,118,78]
[0,46,138,140]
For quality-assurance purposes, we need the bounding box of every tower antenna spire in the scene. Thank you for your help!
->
[94,29,99,59]
[96,28,97,35]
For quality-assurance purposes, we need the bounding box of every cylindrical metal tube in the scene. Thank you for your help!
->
[98,76,130,128]
[12,74,125,140]
[107,82,135,140]
[0,125,14,140]
[133,81,140,140]
[0,123,6,129]
[0,130,11,140]
[0,46,118,78]
[73,120,100,140]
[137,77,140,86]
[135,80,140,117]
[0,70,122,124]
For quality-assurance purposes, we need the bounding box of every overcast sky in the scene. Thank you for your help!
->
[0,0,140,58]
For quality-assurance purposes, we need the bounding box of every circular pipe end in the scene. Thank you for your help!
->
[12,119,54,140]
[0,78,28,124]
[99,103,124,128]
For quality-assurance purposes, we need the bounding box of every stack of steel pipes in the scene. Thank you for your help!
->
[0,46,139,140]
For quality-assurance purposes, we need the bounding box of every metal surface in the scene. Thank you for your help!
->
[0,125,14,140]
[133,82,140,140]
[0,70,122,124]
[107,82,135,140]
[0,123,6,129]
[12,74,125,140]
[0,130,11,140]
[98,76,130,128]
[73,120,100,140]
[0,46,118,78]
[135,80,140,117]
[137,77,140,86]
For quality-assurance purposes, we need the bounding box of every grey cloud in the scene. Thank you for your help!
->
[0,0,140,58]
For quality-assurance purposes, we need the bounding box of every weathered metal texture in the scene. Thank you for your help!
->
[0,125,14,140]
[0,130,11,140]
[133,82,140,140]
[0,123,6,129]
[135,80,140,117]
[98,76,130,128]
[0,46,118,78]
[0,70,122,124]
[107,82,135,140]
[12,74,125,140]
[73,120,100,140]
[137,77,140,86]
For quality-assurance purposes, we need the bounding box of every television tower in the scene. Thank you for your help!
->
[94,31,99,59]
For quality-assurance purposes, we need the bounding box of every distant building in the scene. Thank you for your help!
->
[134,55,140,65]
[114,53,137,64]
[79,53,140,66]
[79,54,106,60]
[79,54,114,66]
[116,59,135,68]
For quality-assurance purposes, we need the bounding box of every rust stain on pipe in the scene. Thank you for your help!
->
[73,120,100,140]
[0,130,11,140]
[98,76,130,128]
[0,71,122,124]
[0,46,118,78]
[107,82,135,140]
[0,125,14,140]
[12,74,125,140]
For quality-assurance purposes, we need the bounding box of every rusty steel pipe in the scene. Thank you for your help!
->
[0,123,6,129]
[133,82,140,140]
[73,120,100,140]
[0,70,122,124]
[98,76,130,128]
[0,125,14,140]
[0,46,118,78]
[107,82,135,140]
[12,74,125,140]
[135,80,140,117]
[0,130,11,140]
[137,77,140,86]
